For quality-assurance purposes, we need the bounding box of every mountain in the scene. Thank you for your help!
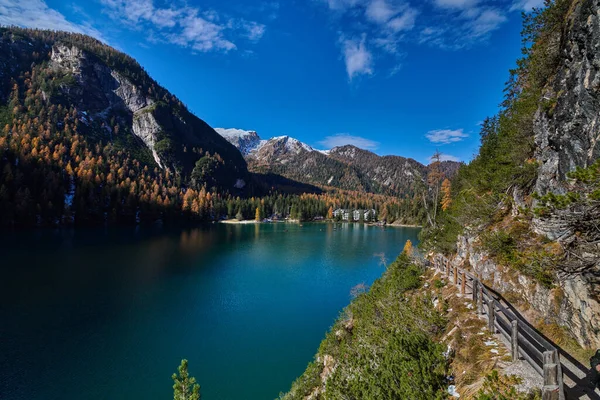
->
[217,128,460,197]
[0,27,249,226]
[213,128,265,156]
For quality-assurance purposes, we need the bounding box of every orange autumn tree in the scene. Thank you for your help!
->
[441,179,452,211]
[403,240,413,256]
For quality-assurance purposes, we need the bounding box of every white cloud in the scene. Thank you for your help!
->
[418,5,508,49]
[510,0,544,11]
[365,0,397,24]
[387,8,418,32]
[429,153,460,163]
[320,0,417,79]
[0,0,105,41]
[323,0,364,12]
[319,133,379,150]
[426,128,469,144]
[100,0,266,53]
[238,20,266,42]
[468,9,507,37]
[433,0,479,9]
[341,34,374,80]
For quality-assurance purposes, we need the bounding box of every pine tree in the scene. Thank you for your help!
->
[172,359,200,400]
[327,206,333,220]
[255,206,261,221]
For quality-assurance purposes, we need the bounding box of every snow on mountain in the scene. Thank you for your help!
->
[216,129,318,162]
[214,128,266,156]
[269,136,314,154]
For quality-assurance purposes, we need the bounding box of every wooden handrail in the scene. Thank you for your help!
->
[431,255,565,400]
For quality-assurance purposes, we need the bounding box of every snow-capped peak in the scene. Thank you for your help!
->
[270,135,314,154]
[216,128,322,161]
[215,128,258,139]
[215,128,266,156]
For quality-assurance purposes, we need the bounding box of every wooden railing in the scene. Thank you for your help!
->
[432,255,565,400]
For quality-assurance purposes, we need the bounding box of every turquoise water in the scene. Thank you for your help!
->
[0,223,419,400]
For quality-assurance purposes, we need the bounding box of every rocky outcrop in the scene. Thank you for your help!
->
[50,44,164,167]
[534,0,600,197]
[453,235,600,348]
[132,110,163,168]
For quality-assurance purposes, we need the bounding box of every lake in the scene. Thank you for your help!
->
[0,223,419,400]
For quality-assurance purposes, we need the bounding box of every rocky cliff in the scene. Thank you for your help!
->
[527,0,600,347]
[534,0,600,197]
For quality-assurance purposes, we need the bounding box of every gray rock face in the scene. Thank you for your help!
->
[50,43,162,167]
[534,0,600,197]
[132,110,163,168]
[454,235,600,348]
[526,1,600,346]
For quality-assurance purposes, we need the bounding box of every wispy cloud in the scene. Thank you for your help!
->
[319,133,379,150]
[419,5,507,49]
[426,128,469,144]
[100,0,266,52]
[510,0,544,11]
[433,0,479,10]
[320,0,417,78]
[0,0,105,42]
[341,34,373,80]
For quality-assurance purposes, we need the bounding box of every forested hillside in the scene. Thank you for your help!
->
[420,0,600,349]
[0,27,252,226]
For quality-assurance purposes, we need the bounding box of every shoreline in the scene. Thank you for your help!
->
[386,222,422,228]
[218,219,421,227]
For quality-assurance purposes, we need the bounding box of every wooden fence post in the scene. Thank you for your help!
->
[542,350,559,400]
[478,284,484,315]
[446,259,450,278]
[454,264,458,285]
[487,299,495,332]
[472,279,478,305]
[461,271,466,295]
[511,320,519,362]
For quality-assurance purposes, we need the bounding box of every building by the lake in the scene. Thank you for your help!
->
[333,209,376,221]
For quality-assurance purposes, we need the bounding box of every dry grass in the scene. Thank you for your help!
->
[535,319,595,364]
[424,271,511,399]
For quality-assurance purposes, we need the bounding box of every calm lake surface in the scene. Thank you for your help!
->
[0,223,419,400]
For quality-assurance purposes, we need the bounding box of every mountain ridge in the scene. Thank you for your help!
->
[216,127,461,197]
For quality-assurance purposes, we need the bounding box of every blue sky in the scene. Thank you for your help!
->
[0,0,542,164]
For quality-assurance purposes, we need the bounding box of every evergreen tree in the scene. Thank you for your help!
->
[172,359,200,400]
